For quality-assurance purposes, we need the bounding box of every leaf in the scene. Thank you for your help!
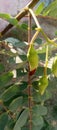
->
[42,0,57,18]
[32,124,43,130]
[32,115,44,126]
[5,37,27,48]
[0,63,5,73]
[14,126,21,130]
[0,80,28,102]
[0,72,13,88]
[20,23,28,30]
[0,13,18,26]
[0,113,8,130]
[35,67,51,76]
[9,96,23,112]
[55,30,57,35]
[0,84,20,102]
[33,90,52,103]
[35,2,44,15]
[32,105,47,116]
[52,105,57,120]
[17,68,27,77]
[14,109,29,129]
[35,38,42,45]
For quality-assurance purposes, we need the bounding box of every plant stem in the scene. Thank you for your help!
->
[1,0,40,36]
[44,45,48,75]
[41,29,57,47]
[28,8,57,47]
[28,13,32,130]
[29,8,41,28]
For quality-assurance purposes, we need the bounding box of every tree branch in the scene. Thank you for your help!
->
[1,0,40,36]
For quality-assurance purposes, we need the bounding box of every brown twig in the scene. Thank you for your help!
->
[1,0,40,36]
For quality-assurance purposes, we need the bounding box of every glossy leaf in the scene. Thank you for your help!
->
[0,113,8,130]
[14,109,29,129]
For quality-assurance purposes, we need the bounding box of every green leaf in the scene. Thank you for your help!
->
[17,68,27,77]
[35,38,42,45]
[0,63,5,73]
[14,109,29,129]
[52,105,57,120]
[0,84,20,102]
[33,90,52,103]
[35,67,51,76]
[35,2,44,15]
[37,46,46,54]
[0,13,18,26]
[9,96,23,112]
[0,113,8,130]
[20,23,28,30]
[32,105,47,116]
[5,37,27,48]
[32,115,44,126]
[32,124,43,130]
[55,30,57,35]
[14,126,21,130]
[0,72,13,88]
[42,0,57,18]
[0,80,28,102]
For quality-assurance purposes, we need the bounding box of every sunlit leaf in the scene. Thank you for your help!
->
[0,13,18,26]
[42,0,57,18]
[35,2,44,15]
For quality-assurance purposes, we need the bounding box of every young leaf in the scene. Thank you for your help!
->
[27,44,39,71]
[14,109,29,129]
[0,13,18,26]
[35,2,44,15]
[42,0,57,18]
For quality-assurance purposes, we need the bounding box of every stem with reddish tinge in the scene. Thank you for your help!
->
[28,13,32,130]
